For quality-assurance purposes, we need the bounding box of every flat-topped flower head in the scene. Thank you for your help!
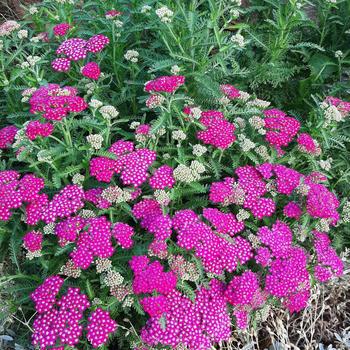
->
[53,23,71,36]
[145,75,185,93]
[82,62,101,80]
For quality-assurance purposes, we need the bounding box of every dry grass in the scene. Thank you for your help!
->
[219,250,350,350]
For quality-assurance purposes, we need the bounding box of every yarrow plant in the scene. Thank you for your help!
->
[0,1,349,350]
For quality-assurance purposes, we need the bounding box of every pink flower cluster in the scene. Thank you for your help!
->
[87,308,117,348]
[263,109,301,155]
[26,120,54,140]
[141,280,231,350]
[90,140,156,186]
[25,184,84,225]
[29,84,88,121]
[31,277,91,349]
[41,185,85,224]
[54,216,86,246]
[297,133,319,154]
[145,75,185,93]
[173,209,252,274]
[130,255,177,294]
[70,216,114,269]
[53,23,71,37]
[112,222,135,249]
[283,201,302,220]
[220,84,241,99]
[197,110,236,149]
[225,271,265,328]
[85,188,112,209]
[149,165,175,189]
[0,125,18,149]
[135,124,151,135]
[203,208,244,235]
[325,96,350,115]
[23,230,43,252]
[81,61,101,80]
[0,171,44,221]
[52,34,109,74]
[252,220,311,312]
[105,10,122,18]
[313,231,343,282]
[306,182,340,224]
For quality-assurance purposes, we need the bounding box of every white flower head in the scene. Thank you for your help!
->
[156,6,174,23]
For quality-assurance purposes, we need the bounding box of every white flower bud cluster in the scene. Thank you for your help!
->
[89,99,103,109]
[43,223,55,235]
[157,127,166,136]
[154,189,171,206]
[237,90,251,101]
[92,298,103,306]
[147,94,166,108]
[190,160,206,174]
[72,173,85,185]
[231,33,245,47]
[130,121,140,129]
[255,145,270,161]
[342,201,350,223]
[0,20,20,36]
[172,130,187,142]
[101,186,123,203]
[135,134,148,143]
[79,209,96,219]
[21,87,37,102]
[37,150,52,163]
[29,6,38,15]
[101,186,132,203]
[156,6,174,23]
[321,103,344,126]
[26,250,42,260]
[247,233,260,249]
[185,106,202,120]
[226,182,245,206]
[247,99,271,109]
[86,134,103,150]
[141,5,152,14]
[85,82,95,95]
[237,209,250,222]
[124,50,139,63]
[318,158,332,171]
[17,29,28,39]
[231,0,242,5]
[20,55,41,69]
[235,117,246,129]
[219,96,230,106]
[296,183,310,196]
[95,258,112,274]
[255,304,271,322]
[104,270,124,287]
[60,260,81,278]
[173,164,198,183]
[122,296,134,308]
[249,116,265,129]
[99,105,119,120]
[335,50,343,58]
[171,65,181,75]
[192,144,207,157]
[315,219,331,233]
[230,9,240,19]
[56,0,75,3]
[238,134,255,152]
[114,20,123,29]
